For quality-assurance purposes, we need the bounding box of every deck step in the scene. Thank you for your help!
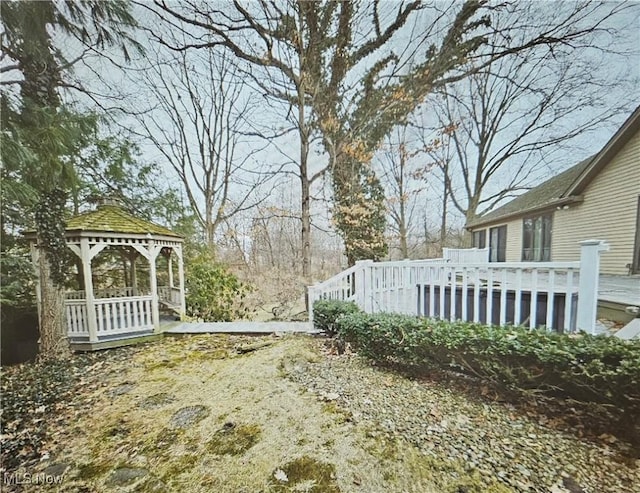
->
[160,301,181,313]
[614,318,640,340]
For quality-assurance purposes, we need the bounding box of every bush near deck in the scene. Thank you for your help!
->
[312,299,361,337]
[313,301,640,419]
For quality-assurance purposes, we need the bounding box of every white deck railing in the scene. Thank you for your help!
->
[65,300,89,338]
[413,262,579,331]
[309,241,608,334]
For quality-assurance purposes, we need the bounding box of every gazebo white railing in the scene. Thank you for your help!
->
[65,294,154,340]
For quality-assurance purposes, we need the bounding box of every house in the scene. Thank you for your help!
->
[466,106,640,276]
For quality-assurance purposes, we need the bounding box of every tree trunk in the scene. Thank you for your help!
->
[398,157,408,259]
[205,200,215,252]
[399,199,408,259]
[299,100,312,284]
[440,172,448,254]
[37,249,70,359]
[463,204,480,248]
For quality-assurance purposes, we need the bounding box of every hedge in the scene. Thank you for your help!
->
[313,301,640,421]
[312,299,361,337]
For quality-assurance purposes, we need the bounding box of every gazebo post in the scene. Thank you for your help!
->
[176,245,186,317]
[168,254,174,289]
[148,242,161,332]
[126,249,139,296]
[80,238,99,343]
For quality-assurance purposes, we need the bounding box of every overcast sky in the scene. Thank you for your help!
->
[6,1,637,248]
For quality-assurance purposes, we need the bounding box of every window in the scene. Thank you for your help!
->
[472,230,486,249]
[522,214,552,261]
[489,225,507,262]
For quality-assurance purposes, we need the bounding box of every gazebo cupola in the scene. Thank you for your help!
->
[28,200,185,350]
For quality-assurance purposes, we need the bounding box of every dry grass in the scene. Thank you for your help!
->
[31,335,443,493]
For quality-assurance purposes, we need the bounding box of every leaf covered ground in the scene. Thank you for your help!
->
[1,335,638,492]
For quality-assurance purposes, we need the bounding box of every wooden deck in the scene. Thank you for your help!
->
[598,275,640,306]
[597,275,640,325]
[164,321,317,335]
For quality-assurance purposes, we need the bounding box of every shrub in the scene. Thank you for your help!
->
[336,312,640,425]
[312,300,361,336]
[185,254,253,322]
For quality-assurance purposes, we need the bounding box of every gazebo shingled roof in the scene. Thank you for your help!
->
[66,204,180,238]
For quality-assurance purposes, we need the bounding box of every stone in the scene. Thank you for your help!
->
[136,477,168,493]
[106,467,148,486]
[139,392,175,409]
[109,382,136,397]
[43,463,70,476]
[170,405,210,429]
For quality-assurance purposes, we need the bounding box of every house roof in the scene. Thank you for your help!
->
[65,204,181,238]
[466,156,593,228]
[467,105,640,229]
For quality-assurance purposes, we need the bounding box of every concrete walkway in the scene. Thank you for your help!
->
[164,321,317,335]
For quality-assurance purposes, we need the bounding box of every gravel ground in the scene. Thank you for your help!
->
[4,335,639,493]
[286,339,640,493]
[4,336,442,492]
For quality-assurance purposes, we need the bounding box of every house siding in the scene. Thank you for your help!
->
[504,220,523,262]
[552,131,640,274]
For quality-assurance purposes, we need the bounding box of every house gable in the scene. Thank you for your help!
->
[467,106,640,272]
[552,129,640,274]
[564,106,640,198]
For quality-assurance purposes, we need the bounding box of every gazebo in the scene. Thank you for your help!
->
[27,200,185,350]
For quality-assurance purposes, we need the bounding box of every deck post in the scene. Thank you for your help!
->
[355,260,373,313]
[576,239,609,334]
[80,238,99,343]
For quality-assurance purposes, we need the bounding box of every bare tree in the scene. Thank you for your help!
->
[136,46,271,250]
[377,127,425,259]
[138,0,332,284]
[145,0,633,266]
[131,0,639,274]
[414,2,639,228]
[410,122,461,253]
[142,0,497,265]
